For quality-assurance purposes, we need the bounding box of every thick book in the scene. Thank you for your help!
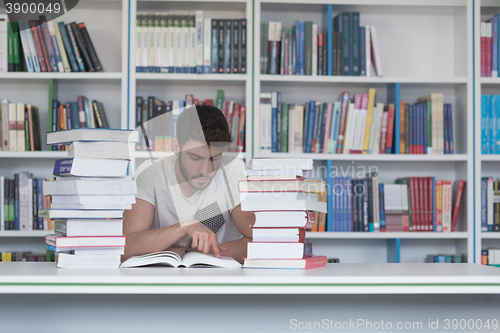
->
[47,128,139,145]
[120,251,242,268]
[58,21,79,72]
[239,179,325,193]
[253,211,314,228]
[67,141,134,160]
[252,227,306,243]
[50,203,131,210]
[249,158,313,170]
[92,100,110,128]
[55,253,121,268]
[54,218,123,236]
[246,241,313,259]
[240,191,317,202]
[46,233,125,248]
[53,158,129,177]
[78,22,102,71]
[243,255,327,269]
[66,23,85,71]
[38,209,124,219]
[42,178,137,196]
[244,169,304,179]
[241,199,327,213]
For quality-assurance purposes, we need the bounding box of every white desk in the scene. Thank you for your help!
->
[1,263,500,333]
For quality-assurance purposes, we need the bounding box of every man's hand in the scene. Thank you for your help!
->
[184,220,228,258]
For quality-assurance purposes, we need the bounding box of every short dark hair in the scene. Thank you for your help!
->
[176,104,232,148]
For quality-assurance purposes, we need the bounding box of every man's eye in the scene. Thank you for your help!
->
[191,156,201,161]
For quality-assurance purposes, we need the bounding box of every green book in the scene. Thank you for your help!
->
[12,22,20,71]
[304,21,312,75]
[216,89,224,111]
[281,102,288,153]
[425,100,432,153]
[24,109,29,151]
[280,29,286,74]
[7,22,14,71]
[395,178,412,231]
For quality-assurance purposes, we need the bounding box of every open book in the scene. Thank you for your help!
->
[120,251,242,268]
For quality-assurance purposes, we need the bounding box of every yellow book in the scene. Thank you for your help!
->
[362,88,376,154]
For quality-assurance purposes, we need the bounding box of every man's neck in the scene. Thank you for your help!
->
[174,157,197,198]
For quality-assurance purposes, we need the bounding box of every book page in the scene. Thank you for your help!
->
[182,252,242,268]
[120,251,181,268]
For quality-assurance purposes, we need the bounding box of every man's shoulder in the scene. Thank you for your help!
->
[135,155,176,180]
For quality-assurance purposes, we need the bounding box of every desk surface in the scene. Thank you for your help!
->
[1,262,500,294]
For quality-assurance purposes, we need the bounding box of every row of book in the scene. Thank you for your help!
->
[480,16,500,77]
[261,12,382,76]
[0,251,52,262]
[481,95,500,154]
[308,176,465,233]
[240,158,328,269]
[136,91,246,152]
[425,254,463,263]
[259,91,454,155]
[482,249,500,266]
[1,14,102,73]
[480,177,500,232]
[0,173,51,230]
[0,100,41,152]
[136,12,247,74]
[44,128,138,268]
[49,97,110,151]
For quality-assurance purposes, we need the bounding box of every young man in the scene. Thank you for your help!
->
[123,104,254,263]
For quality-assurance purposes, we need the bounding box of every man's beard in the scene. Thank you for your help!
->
[178,153,215,190]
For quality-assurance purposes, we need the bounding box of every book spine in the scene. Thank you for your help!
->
[386,104,395,154]
[231,19,239,73]
[17,20,34,72]
[341,12,350,75]
[78,23,102,72]
[39,16,58,72]
[57,22,79,72]
[47,21,64,72]
[359,26,365,76]
[351,12,360,76]
[224,19,232,73]
[69,22,93,72]
[211,19,218,73]
[239,19,246,74]
[336,92,350,153]
[218,20,225,73]
[203,18,211,74]
[29,20,48,72]
[451,180,464,232]
[65,23,85,71]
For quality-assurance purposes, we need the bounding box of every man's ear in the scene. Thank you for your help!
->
[173,137,180,156]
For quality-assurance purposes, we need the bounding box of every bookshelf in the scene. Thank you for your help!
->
[254,0,474,263]
[0,0,130,253]
[474,0,500,264]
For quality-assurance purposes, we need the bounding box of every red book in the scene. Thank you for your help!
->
[428,177,434,232]
[36,21,52,72]
[243,255,327,269]
[193,98,200,105]
[336,92,350,154]
[418,177,425,232]
[379,110,389,154]
[77,96,87,128]
[451,180,465,232]
[481,23,486,77]
[422,177,428,231]
[29,20,48,72]
[486,24,492,77]
[385,103,395,154]
[409,177,418,232]
[205,99,213,106]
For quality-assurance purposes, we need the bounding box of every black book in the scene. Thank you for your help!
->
[366,175,373,231]
[322,32,327,75]
[78,22,103,71]
[211,19,218,73]
[231,19,239,73]
[136,96,143,151]
[224,19,232,73]
[69,22,94,72]
[92,100,110,128]
[218,20,225,73]
[3,178,8,230]
[318,33,323,75]
[32,176,37,230]
[239,19,246,74]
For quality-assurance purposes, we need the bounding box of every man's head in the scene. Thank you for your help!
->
[172,104,232,190]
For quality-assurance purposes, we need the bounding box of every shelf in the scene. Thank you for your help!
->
[481,233,500,239]
[259,0,467,5]
[481,155,500,161]
[306,232,469,239]
[0,72,123,80]
[260,75,468,84]
[135,151,249,159]
[254,152,469,162]
[0,231,52,237]
[480,77,500,84]
[0,151,67,158]
[136,73,248,83]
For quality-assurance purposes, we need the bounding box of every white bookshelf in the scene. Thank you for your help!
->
[129,0,253,171]
[254,0,474,263]
[474,0,500,264]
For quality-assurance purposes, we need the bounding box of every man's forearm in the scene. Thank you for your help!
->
[211,237,251,264]
[123,223,186,261]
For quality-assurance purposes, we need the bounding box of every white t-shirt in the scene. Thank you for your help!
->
[134,155,246,247]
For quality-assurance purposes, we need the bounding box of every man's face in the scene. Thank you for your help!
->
[178,140,224,190]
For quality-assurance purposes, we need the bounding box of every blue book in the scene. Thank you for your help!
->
[481,178,488,231]
[299,22,305,75]
[83,98,92,128]
[327,176,333,232]
[58,22,79,72]
[327,5,333,76]
[342,177,346,232]
[443,105,448,154]
[14,174,19,230]
[497,95,500,154]
[341,12,351,75]
[482,95,489,154]
[387,83,400,153]
[449,104,454,154]
[276,92,282,152]
[210,19,218,73]
[271,92,278,152]
[432,177,436,231]
[330,101,341,153]
[360,26,366,76]
[446,104,452,154]
[493,16,498,77]
[490,95,496,154]
[319,103,329,153]
[295,20,300,75]
[423,104,427,154]
[351,12,360,76]
[306,101,316,153]
[70,102,80,129]
[331,177,337,232]
[438,255,446,263]
[346,177,352,232]
[39,15,59,72]
[302,102,309,152]
[379,183,386,232]
[498,15,500,77]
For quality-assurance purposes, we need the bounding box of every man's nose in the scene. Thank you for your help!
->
[200,159,215,176]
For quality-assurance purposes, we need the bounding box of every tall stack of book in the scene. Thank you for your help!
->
[240,158,327,269]
[41,128,139,268]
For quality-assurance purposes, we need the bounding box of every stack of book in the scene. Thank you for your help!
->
[135,12,246,74]
[2,14,102,73]
[260,90,454,155]
[240,158,328,269]
[41,128,139,268]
